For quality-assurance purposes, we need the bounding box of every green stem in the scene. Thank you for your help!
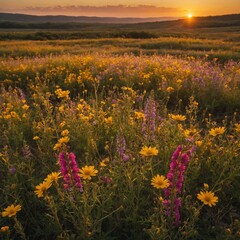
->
[13,217,27,240]
[45,195,62,231]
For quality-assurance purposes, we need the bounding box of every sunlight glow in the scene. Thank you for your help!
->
[187,13,193,18]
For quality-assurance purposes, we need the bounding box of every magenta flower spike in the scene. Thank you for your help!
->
[59,152,83,192]
[164,145,192,226]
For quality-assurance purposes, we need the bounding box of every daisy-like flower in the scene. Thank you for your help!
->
[176,79,183,85]
[166,87,174,93]
[209,127,225,137]
[151,175,169,189]
[61,129,69,136]
[139,146,159,157]
[79,166,98,180]
[234,123,240,133]
[195,140,203,147]
[58,136,70,144]
[197,191,218,207]
[134,111,145,120]
[100,158,109,167]
[55,88,70,100]
[184,128,199,139]
[169,114,186,122]
[35,181,52,198]
[2,204,21,218]
[45,172,61,183]
[104,117,113,124]
[33,136,40,140]
[0,226,9,232]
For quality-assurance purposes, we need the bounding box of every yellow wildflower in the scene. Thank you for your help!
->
[169,114,186,121]
[53,143,62,151]
[104,117,113,124]
[58,106,64,113]
[45,172,61,183]
[79,166,98,180]
[2,204,21,218]
[140,146,159,157]
[193,101,199,107]
[35,181,52,198]
[195,141,203,147]
[22,104,29,110]
[55,88,70,100]
[10,111,20,120]
[58,136,69,144]
[176,79,183,85]
[151,175,169,189]
[3,114,11,120]
[0,226,9,232]
[61,129,69,136]
[234,123,240,133]
[100,158,109,167]
[184,128,199,138]
[159,196,164,202]
[197,191,218,207]
[166,87,174,93]
[209,127,225,137]
[203,183,209,189]
[134,111,145,120]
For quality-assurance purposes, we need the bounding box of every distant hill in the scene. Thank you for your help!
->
[0,12,239,29]
[0,13,179,24]
[0,13,239,40]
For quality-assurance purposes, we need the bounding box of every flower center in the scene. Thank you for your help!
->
[205,196,211,202]
[84,170,91,175]
[157,180,163,186]
[8,209,15,215]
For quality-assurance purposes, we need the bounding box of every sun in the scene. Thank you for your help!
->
[187,13,193,19]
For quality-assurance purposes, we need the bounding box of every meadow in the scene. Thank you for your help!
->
[0,32,240,239]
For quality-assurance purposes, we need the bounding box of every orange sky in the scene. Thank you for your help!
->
[0,1,239,17]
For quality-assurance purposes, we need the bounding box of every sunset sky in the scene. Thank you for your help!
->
[0,0,239,18]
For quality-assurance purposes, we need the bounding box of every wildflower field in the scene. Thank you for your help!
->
[0,38,240,240]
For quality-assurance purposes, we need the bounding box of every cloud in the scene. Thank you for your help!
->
[21,5,183,17]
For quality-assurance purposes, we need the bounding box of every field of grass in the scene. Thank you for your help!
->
[0,36,240,61]
[0,28,240,240]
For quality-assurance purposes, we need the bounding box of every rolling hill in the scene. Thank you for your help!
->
[0,13,179,24]
[0,13,239,40]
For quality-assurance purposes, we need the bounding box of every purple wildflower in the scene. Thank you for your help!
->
[59,152,83,191]
[164,145,191,226]
[69,152,83,191]
[17,87,26,100]
[116,135,130,162]
[142,96,156,141]
[9,166,16,175]
[100,176,112,184]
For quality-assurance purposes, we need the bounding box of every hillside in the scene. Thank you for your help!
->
[0,13,239,41]
[0,13,178,24]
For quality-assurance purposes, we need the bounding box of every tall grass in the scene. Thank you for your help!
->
[0,37,239,61]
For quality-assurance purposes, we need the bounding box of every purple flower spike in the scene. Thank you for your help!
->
[116,135,130,162]
[142,96,157,141]
[164,145,192,226]
[59,152,83,191]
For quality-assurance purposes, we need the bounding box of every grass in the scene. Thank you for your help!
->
[0,36,240,61]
